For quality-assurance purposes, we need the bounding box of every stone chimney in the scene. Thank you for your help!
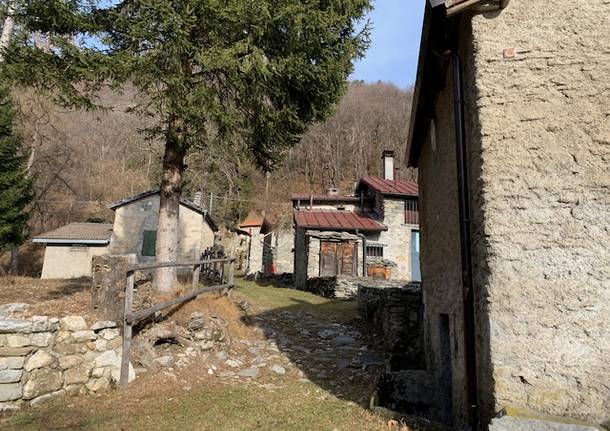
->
[383,150,395,181]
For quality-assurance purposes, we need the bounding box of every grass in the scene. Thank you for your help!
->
[235,279,359,323]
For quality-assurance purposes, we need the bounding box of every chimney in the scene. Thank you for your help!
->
[193,191,203,207]
[383,150,395,181]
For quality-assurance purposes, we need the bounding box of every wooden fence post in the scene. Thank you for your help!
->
[192,263,201,290]
[119,271,134,389]
[227,257,235,297]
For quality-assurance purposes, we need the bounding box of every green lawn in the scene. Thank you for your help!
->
[235,279,359,323]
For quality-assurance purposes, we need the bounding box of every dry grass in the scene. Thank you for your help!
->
[0,276,97,319]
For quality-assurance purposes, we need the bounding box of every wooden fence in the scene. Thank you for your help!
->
[119,256,235,388]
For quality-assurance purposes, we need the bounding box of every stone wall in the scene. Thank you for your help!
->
[273,231,294,274]
[468,0,610,425]
[416,0,610,426]
[307,276,415,299]
[0,314,134,410]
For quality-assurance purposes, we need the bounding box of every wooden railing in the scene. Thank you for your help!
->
[119,256,235,388]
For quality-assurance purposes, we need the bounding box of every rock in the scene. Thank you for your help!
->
[91,367,112,379]
[90,321,117,331]
[24,350,55,371]
[153,355,175,367]
[318,329,338,339]
[0,357,25,370]
[0,319,32,334]
[215,351,228,362]
[86,376,111,392]
[30,389,65,406]
[269,365,286,375]
[6,335,30,348]
[0,383,22,402]
[238,367,259,378]
[188,312,205,331]
[95,338,110,352]
[64,363,93,385]
[330,335,356,346]
[23,368,63,399]
[0,402,19,412]
[94,350,120,368]
[0,303,28,317]
[99,328,120,341]
[198,341,214,351]
[0,346,33,356]
[59,316,87,332]
[110,363,135,384]
[54,342,88,355]
[58,355,83,370]
[31,316,56,333]
[71,330,97,342]
[0,369,22,384]
[225,359,241,368]
[30,332,53,347]
[489,416,600,431]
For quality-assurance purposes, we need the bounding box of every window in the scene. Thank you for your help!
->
[404,199,419,225]
[366,244,384,258]
[141,230,157,256]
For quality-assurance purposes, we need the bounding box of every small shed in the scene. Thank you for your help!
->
[33,223,113,279]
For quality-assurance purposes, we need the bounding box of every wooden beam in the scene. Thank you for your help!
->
[128,258,234,272]
[119,272,134,389]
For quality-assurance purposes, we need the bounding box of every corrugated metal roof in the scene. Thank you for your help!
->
[359,176,419,197]
[238,215,264,228]
[294,210,387,232]
[33,223,113,243]
[291,194,360,202]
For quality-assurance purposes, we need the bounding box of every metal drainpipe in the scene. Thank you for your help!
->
[355,230,367,278]
[434,49,479,430]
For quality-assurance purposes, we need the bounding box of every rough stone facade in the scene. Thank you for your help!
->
[41,245,108,279]
[0,314,134,410]
[109,194,215,263]
[411,0,610,427]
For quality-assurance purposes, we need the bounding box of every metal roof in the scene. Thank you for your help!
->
[358,176,419,197]
[33,223,113,244]
[291,194,360,203]
[294,210,387,232]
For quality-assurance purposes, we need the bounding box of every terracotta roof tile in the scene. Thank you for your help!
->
[294,210,386,232]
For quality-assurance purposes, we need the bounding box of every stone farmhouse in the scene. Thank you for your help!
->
[405,0,609,429]
[34,189,218,279]
[293,151,421,292]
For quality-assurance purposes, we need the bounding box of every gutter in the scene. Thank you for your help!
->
[32,239,110,245]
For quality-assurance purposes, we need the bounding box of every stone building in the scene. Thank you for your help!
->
[407,0,609,428]
[107,189,218,263]
[33,223,113,279]
[293,151,421,291]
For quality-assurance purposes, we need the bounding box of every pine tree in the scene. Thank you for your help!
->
[0,84,33,274]
[3,0,371,290]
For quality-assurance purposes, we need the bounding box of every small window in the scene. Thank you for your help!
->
[366,244,384,258]
[142,230,157,256]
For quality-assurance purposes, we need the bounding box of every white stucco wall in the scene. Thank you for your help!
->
[40,244,108,279]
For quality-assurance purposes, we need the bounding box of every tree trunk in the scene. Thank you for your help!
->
[9,245,18,275]
[153,136,186,292]
[0,2,15,63]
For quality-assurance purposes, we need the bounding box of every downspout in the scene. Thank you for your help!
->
[355,230,367,278]
[435,49,479,430]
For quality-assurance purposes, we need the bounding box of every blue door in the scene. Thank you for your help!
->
[411,230,421,282]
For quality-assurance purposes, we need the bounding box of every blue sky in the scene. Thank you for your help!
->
[350,1,425,89]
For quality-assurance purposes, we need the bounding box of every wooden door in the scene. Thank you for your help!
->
[320,242,338,277]
[340,242,357,276]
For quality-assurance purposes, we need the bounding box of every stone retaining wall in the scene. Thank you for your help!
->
[307,275,412,299]
[0,314,134,411]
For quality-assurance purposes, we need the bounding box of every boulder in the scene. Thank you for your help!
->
[99,328,120,341]
[24,350,55,371]
[58,355,83,370]
[0,357,25,370]
[0,383,22,402]
[29,389,65,406]
[7,335,30,348]
[94,350,120,368]
[0,319,32,334]
[86,376,111,392]
[59,316,87,332]
[269,365,287,375]
[54,342,88,355]
[30,332,53,347]
[187,312,206,331]
[0,303,28,318]
[0,346,33,356]
[110,363,135,383]
[71,330,97,343]
[23,368,63,399]
[153,355,174,367]
[64,363,93,385]
[90,321,117,331]
[31,316,57,333]
[0,369,22,384]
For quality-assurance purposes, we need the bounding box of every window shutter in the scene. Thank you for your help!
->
[142,230,157,256]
